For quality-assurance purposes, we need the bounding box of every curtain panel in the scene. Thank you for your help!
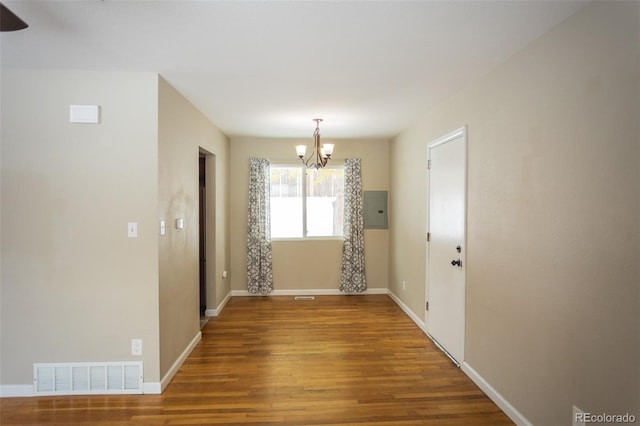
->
[340,158,367,293]
[246,157,273,295]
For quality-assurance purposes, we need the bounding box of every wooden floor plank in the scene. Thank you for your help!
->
[1,295,513,425]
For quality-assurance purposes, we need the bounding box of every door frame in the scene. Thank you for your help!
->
[425,126,467,364]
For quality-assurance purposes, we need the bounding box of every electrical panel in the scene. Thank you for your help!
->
[363,191,388,229]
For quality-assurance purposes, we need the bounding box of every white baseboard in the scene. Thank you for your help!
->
[387,289,427,334]
[0,382,162,397]
[159,331,202,392]
[461,362,533,426]
[205,291,232,317]
[231,288,388,297]
[142,381,161,394]
[0,384,34,397]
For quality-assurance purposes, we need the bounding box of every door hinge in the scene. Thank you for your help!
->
[427,232,431,242]
[426,301,429,311]
[428,159,431,170]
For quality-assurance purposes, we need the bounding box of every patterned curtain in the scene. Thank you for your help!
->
[340,158,367,293]
[246,157,273,295]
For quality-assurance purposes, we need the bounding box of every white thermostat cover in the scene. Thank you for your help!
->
[70,105,101,124]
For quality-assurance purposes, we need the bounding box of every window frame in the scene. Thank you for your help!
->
[270,163,345,241]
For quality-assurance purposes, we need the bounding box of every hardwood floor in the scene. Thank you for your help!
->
[1,295,513,425]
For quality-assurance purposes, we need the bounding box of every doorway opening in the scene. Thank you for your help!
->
[199,150,216,329]
[199,154,206,317]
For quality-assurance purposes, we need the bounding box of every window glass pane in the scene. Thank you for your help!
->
[270,166,303,238]
[306,167,344,237]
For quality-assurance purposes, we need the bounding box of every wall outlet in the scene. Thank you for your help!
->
[402,281,406,290]
[131,338,142,356]
[573,405,586,426]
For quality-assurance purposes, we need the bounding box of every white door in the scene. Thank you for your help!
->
[426,127,466,364]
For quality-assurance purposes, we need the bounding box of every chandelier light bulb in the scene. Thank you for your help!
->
[294,118,334,169]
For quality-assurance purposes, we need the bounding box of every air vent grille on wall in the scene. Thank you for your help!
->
[33,362,143,395]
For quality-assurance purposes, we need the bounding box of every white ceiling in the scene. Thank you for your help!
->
[1,0,585,139]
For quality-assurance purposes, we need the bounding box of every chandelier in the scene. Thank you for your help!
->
[295,119,334,169]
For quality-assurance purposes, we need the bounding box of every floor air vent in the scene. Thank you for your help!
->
[33,362,143,395]
[294,296,315,301]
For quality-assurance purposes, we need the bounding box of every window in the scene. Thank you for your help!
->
[270,165,344,239]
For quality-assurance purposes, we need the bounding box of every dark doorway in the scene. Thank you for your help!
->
[199,155,206,316]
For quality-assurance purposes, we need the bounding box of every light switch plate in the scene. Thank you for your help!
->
[127,222,138,238]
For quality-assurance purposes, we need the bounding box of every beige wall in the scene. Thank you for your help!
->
[0,71,231,389]
[157,77,230,378]
[390,2,639,424]
[230,137,389,292]
[1,70,161,383]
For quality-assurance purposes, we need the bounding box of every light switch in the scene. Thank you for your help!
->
[160,220,166,236]
[128,222,138,238]
[175,218,184,229]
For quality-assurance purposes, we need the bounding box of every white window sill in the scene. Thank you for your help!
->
[271,237,344,242]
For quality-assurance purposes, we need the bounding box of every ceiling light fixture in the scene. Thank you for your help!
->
[295,119,334,169]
